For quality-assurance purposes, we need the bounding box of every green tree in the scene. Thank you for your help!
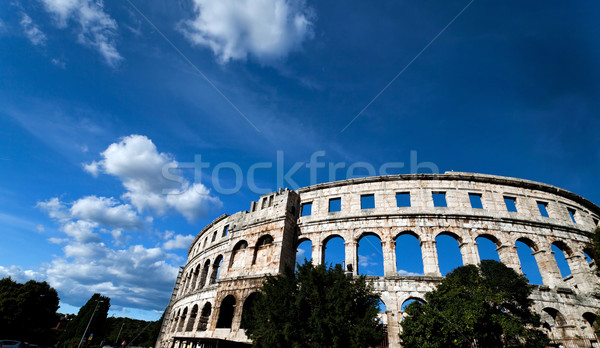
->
[103,313,163,347]
[589,227,600,271]
[243,261,384,348]
[61,293,111,347]
[0,277,60,344]
[400,260,549,348]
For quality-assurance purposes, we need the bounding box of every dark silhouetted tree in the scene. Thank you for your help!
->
[243,261,383,348]
[61,293,111,347]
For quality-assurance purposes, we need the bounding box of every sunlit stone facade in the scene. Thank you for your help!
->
[156,172,600,348]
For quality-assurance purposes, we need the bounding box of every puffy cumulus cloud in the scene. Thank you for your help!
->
[179,0,314,63]
[163,234,195,250]
[38,196,144,232]
[1,241,179,311]
[40,0,122,66]
[71,196,143,230]
[84,135,222,221]
[20,13,47,46]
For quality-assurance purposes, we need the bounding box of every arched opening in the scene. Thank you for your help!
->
[551,242,572,278]
[435,232,463,276]
[171,309,180,333]
[395,232,423,276]
[197,302,212,331]
[542,307,568,339]
[186,304,198,331]
[190,266,200,291]
[357,233,383,276]
[296,239,313,268]
[400,298,425,321]
[216,295,236,329]
[178,307,188,331]
[323,235,345,269]
[253,235,274,265]
[475,235,501,262]
[210,255,223,284]
[198,259,211,289]
[583,312,599,337]
[241,292,259,329]
[374,297,387,325]
[229,240,248,269]
[515,238,543,285]
[584,249,594,264]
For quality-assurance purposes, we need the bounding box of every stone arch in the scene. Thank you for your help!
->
[542,307,569,339]
[323,234,345,269]
[240,292,259,329]
[253,234,274,265]
[190,265,200,291]
[210,255,223,284]
[229,240,248,269]
[475,234,501,262]
[177,307,188,331]
[197,302,212,331]
[551,241,572,278]
[171,309,180,333]
[198,259,211,289]
[373,296,387,325]
[216,295,236,329]
[515,237,543,285]
[400,297,426,322]
[583,312,598,336]
[185,304,198,331]
[296,238,313,265]
[435,231,463,276]
[357,232,383,276]
[356,230,384,242]
[395,231,423,276]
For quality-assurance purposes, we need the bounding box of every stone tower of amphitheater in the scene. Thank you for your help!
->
[155,172,600,348]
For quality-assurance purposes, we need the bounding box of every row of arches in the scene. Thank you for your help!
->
[170,292,261,335]
[295,230,594,288]
[178,234,276,297]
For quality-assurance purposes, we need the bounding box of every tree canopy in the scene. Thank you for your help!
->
[61,293,111,347]
[400,260,550,348]
[589,227,600,271]
[0,277,60,344]
[243,261,384,348]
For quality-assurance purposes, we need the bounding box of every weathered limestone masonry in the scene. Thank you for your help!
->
[156,172,600,348]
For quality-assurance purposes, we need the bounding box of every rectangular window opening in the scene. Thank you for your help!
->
[504,196,517,212]
[211,231,217,242]
[567,208,577,223]
[594,218,599,226]
[301,202,312,217]
[329,198,341,212]
[396,192,411,207]
[222,225,229,237]
[468,193,483,209]
[537,201,549,217]
[361,194,375,209]
[432,192,447,207]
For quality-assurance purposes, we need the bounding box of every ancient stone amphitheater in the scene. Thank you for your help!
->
[155,172,600,348]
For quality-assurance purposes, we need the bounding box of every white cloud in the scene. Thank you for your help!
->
[84,134,222,221]
[62,220,101,243]
[163,234,195,250]
[71,196,143,230]
[51,57,67,68]
[40,0,122,66]
[20,13,47,46]
[179,0,314,63]
[397,269,423,276]
[0,241,179,311]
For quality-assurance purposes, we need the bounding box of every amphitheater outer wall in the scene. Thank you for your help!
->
[156,172,600,348]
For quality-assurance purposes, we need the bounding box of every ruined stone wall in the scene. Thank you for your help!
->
[156,172,600,348]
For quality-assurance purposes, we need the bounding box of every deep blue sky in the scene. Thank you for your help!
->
[0,0,598,320]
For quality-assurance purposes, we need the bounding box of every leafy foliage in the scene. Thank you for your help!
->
[243,261,384,348]
[103,314,164,348]
[400,260,549,348]
[589,227,600,270]
[61,293,111,347]
[0,277,60,344]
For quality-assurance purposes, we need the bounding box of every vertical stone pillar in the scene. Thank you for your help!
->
[533,248,563,287]
[421,239,441,277]
[382,238,397,277]
[345,240,358,275]
[312,242,323,265]
[459,240,480,265]
[567,253,596,293]
[497,244,522,273]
